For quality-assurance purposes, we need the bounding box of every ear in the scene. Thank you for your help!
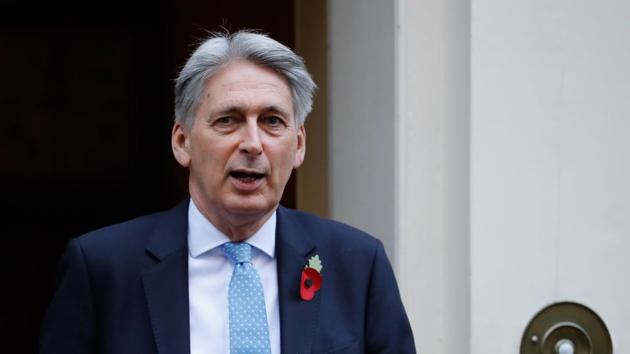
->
[293,124,306,169]
[171,121,191,167]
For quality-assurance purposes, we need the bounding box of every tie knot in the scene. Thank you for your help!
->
[223,242,252,264]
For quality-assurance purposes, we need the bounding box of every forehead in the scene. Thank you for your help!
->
[203,60,293,110]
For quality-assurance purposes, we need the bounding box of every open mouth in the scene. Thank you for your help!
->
[229,171,265,183]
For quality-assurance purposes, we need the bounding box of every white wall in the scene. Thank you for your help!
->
[329,0,470,353]
[471,0,630,352]
[395,0,471,353]
[328,0,630,352]
[328,0,396,257]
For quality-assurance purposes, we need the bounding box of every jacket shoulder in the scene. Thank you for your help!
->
[278,206,382,252]
[77,209,168,248]
[72,201,188,265]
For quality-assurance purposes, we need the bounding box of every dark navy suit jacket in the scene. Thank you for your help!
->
[40,201,415,353]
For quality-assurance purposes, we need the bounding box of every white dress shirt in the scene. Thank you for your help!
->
[188,199,280,354]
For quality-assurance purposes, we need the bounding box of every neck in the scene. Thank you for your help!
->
[192,198,276,242]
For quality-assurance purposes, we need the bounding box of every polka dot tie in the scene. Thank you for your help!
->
[223,242,272,354]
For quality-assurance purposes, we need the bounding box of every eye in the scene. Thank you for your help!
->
[214,116,234,126]
[262,115,286,128]
[210,116,238,133]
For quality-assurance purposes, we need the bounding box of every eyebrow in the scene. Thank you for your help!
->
[211,105,292,119]
[212,106,241,117]
[264,105,292,118]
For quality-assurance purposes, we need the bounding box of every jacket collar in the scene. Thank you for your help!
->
[142,200,191,354]
[145,200,189,260]
[142,201,321,354]
[276,206,320,353]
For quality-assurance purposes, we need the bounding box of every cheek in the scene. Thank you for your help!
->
[270,147,298,178]
[190,144,227,177]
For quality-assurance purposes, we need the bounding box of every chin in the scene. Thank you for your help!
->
[224,196,277,217]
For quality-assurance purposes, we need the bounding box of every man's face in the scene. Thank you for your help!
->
[172,60,305,231]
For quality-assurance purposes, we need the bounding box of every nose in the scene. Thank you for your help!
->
[238,118,263,155]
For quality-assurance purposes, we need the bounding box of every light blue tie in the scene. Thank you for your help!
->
[223,242,272,354]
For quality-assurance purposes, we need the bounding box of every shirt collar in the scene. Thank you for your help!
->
[187,199,276,259]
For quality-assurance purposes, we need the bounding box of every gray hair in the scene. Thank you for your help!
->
[174,31,317,130]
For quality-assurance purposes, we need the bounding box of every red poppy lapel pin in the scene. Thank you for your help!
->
[300,254,323,301]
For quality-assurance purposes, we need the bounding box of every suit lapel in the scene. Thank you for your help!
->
[139,202,320,354]
[276,206,320,354]
[142,201,191,354]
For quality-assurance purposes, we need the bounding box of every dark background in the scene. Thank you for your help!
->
[1,0,295,351]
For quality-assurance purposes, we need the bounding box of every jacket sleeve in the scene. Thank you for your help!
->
[364,239,417,353]
[40,238,95,354]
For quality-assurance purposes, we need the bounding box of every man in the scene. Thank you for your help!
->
[40,31,415,354]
